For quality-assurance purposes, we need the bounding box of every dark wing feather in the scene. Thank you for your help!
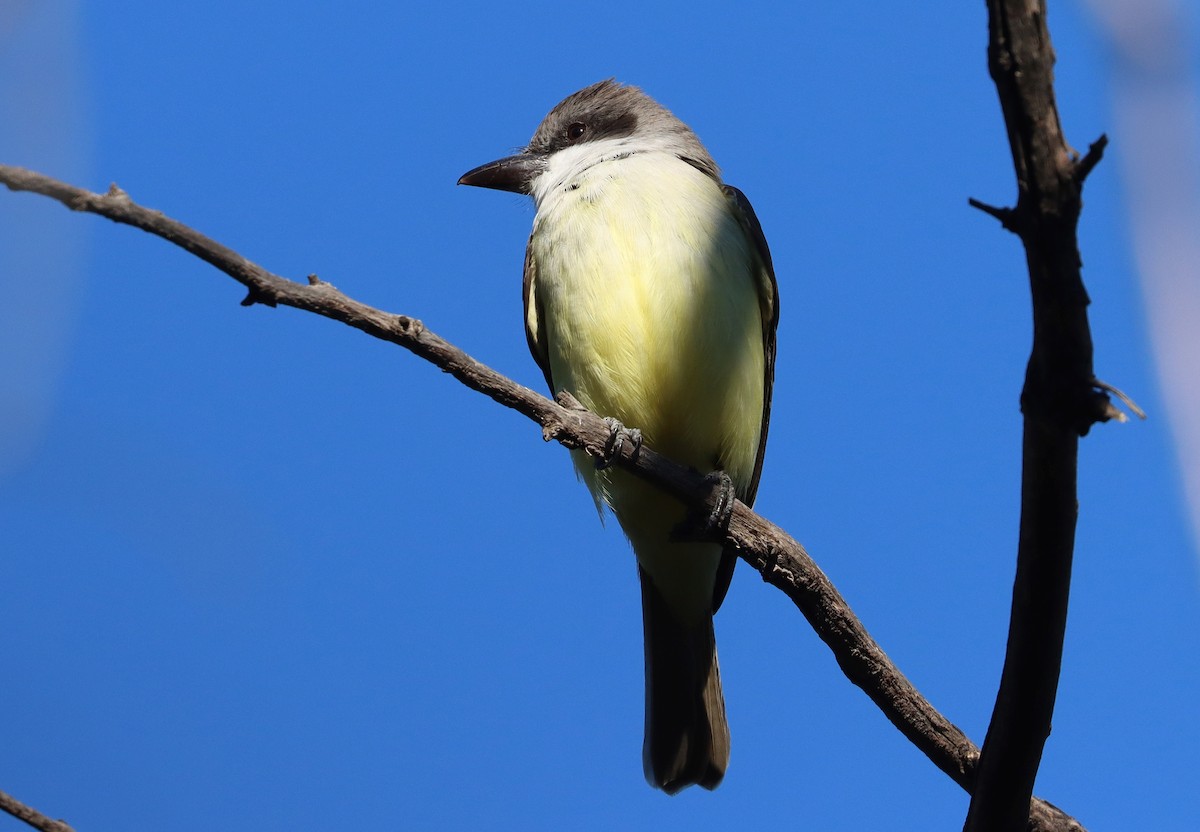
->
[722,184,778,507]
[712,184,779,612]
[522,231,555,391]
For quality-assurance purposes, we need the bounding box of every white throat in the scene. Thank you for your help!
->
[529,134,700,210]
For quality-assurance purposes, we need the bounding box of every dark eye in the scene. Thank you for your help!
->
[566,122,586,141]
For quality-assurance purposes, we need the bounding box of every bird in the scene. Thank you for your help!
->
[459,79,778,793]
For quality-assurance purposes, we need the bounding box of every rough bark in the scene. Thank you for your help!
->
[964,1,1125,829]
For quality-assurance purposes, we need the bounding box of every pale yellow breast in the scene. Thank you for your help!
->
[531,154,768,619]
[530,152,766,513]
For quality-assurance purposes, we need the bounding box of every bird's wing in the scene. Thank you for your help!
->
[712,184,779,613]
[722,184,779,508]
[522,230,555,391]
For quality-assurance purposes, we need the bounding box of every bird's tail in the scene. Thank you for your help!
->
[640,567,729,793]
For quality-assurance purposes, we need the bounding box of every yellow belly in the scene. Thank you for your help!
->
[531,153,765,619]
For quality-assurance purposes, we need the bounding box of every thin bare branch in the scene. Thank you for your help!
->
[0,163,1083,830]
[0,789,75,832]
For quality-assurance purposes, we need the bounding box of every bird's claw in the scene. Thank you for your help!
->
[671,470,737,542]
[597,417,643,470]
[703,470,737,532]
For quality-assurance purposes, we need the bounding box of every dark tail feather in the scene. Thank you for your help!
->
[640,568,729,793]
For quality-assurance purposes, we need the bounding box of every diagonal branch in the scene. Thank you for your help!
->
[0,164,1082,831]
[965,2,1122,830]
[0,789,75,832]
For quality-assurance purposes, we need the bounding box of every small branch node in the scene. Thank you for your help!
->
[540,415,584,450]
[240,284,278,308]
[395,315,424,337]
[1074,134,1109,184]
[306,276,344,295]
[757,543,781,578]
[968,197,1021,233]
[105,182,130,201]
[555,390,586,411]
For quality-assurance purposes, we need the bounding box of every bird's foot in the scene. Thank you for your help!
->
[703,470,737,532]
[672,470,737,542]
[596,417,643,470]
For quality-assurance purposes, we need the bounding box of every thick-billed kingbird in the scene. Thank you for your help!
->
[459,80,778,793]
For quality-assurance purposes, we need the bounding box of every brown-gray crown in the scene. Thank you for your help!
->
[527,80,720,180]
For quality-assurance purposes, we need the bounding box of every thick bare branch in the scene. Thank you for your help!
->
[966,1,1116,830]
[0,163,1082,830]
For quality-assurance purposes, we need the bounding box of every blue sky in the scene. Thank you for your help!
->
[2,2,1198,830]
